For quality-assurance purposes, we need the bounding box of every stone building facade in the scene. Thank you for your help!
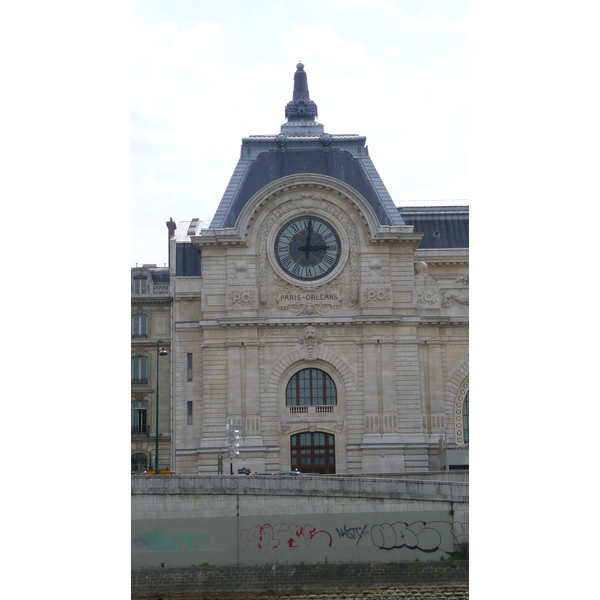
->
[131,264,172,472]
[149,63,468,475]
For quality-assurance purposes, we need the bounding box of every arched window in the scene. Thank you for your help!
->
[131,453,148,472]
[291,432,336,474]
[286,368,337,406]
[132,357,147,384]
[462,390,469,443]
[132,315,147,338]
[132,400,148,434]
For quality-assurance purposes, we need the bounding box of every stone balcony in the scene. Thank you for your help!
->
[287,405,336,416]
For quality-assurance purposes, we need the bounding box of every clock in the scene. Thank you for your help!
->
[274,216,342,281]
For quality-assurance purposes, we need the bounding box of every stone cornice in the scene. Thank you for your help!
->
[207,315,413,328]
[417,318,469,326]
[414,248,469,264]
[130,340,171,349]
[131,296,173,306]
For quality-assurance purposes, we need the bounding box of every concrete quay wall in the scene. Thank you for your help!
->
[132,474,469,569]
[131,562,469,598]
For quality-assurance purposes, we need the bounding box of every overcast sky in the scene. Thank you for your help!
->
[131,0,469,267]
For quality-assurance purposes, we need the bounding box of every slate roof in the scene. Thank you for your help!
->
[209,64,405,230]
[151,270,170,284]
[398,206,469,249]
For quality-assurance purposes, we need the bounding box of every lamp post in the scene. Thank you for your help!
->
[154,341,168,474]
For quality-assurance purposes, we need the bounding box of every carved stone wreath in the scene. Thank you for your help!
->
[418,289,439,305]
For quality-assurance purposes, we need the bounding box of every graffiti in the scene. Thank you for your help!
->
[134,521,466,556]
[335,524,368,545]
[371,521,467,554]
[138,530,211,552]
[240,523,333,550]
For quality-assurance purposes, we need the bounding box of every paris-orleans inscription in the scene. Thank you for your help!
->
[278,289,340,311]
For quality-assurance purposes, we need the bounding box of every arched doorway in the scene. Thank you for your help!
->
[291,432,336,474]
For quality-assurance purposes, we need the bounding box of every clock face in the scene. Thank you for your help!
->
[274,216,342,281]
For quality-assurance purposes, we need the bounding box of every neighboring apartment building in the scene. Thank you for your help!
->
[131,264,172,472]
[161,63,468,475]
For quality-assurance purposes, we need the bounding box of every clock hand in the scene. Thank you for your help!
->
[310,244,329,252]
[306,218,312,245]
[301,219,313,258]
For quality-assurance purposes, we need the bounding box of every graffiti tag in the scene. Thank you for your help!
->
[138,530,211,552]
[240,523,333,550]
[335,524,368,545]
[371,520,456,553]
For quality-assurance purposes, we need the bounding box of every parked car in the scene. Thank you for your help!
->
[273,470,307,477]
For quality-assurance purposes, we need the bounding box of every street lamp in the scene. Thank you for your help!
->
[154,341,168,474]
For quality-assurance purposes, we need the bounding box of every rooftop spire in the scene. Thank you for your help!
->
[285,62,318,121]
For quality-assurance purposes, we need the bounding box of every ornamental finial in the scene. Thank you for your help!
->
[285,62,318,121]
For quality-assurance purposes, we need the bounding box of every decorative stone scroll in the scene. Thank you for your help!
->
[438,267,468,313]
[442,292,469,309]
